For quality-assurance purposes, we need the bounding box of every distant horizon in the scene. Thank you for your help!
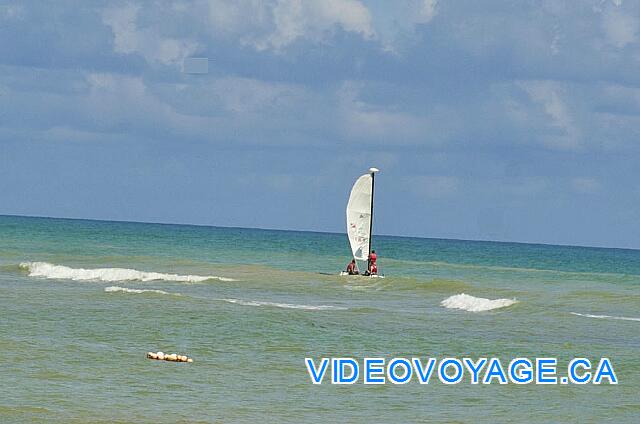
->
[2,213,637,253]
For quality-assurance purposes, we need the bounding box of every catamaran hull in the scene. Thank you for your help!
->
[339,271,385,278]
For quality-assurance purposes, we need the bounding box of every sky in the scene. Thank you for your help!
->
[1,0,640,249]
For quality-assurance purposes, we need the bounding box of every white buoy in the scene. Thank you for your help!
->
[146,350,192,362]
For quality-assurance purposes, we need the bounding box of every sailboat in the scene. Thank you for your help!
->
[340,167,383,277]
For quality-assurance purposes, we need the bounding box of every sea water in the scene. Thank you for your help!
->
[0,215,638,422]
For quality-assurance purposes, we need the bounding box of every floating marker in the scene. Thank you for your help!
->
[147,351,193,363]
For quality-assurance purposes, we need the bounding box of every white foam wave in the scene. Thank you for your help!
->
[221,298,347,311]
[441,293,518,312]
[19,262,234,283]
[104,286,178,296]
[571,312,640,322]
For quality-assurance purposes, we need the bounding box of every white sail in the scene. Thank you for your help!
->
[346,173,373,261]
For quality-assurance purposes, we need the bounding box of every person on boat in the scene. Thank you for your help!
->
[369,262,378,275]
[368,250,377,274]
[346,259,359,275]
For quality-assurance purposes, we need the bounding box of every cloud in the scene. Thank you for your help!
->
[207,0,374,51]
[103,4,200,66]
[602,7,639,48]
[416,0,438,24]
[571,177,602,194]
[337,81,437,144]
[82,72,212,139]
[0,3,24,20]
[208,0,270,37]
[263,0,374,51]
[520,81,581,150]
[102,4,138,55]
[210,76,306,114]
[597,83,640,115]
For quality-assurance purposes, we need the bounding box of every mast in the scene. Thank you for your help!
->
[367,167,379,270]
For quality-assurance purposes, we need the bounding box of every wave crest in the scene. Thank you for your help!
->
[105,286,179,296]
[571,312,640,322]
[441,293,518,312]
[19,262,234,283]
[221,298,347,311]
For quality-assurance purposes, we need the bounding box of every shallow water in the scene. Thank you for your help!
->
[1,215,638,422]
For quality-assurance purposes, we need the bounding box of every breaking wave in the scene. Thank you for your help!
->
[441,293,518,312]
[221,298,347,311]
[19,262,234,283]
[104,286,179,296]
[570,312,640,322]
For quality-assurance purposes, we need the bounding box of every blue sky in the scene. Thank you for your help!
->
[1,0,640,248]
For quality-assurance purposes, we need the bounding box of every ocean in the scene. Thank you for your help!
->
[0,215,638,423]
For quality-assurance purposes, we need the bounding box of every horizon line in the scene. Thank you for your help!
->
[1,213,638,253]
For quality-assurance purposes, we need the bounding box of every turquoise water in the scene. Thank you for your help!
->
[0,215,638,423]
